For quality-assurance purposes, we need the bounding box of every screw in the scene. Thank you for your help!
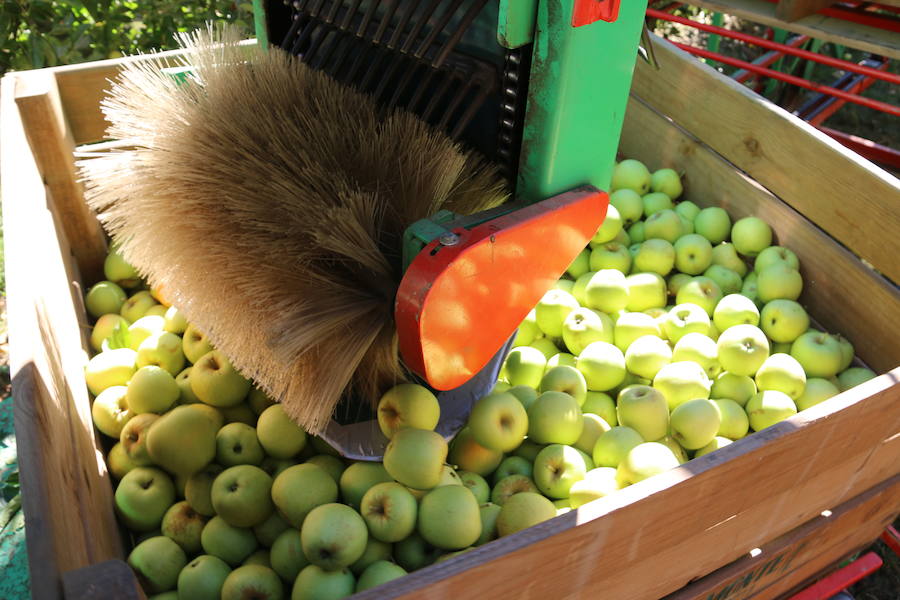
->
[438,232,460,246]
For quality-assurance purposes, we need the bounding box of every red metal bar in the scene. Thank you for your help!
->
[648,8,900,84]
[807,66,884,125]
[734,35,809,83]
[670,42,900,115]
[817,126,900,169]
[881,525,900,557]
[788,552,883,600]
[818,6,900,33]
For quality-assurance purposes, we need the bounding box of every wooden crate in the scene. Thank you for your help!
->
[2,35,898,600]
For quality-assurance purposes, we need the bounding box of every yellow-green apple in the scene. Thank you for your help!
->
[592,426,643,468]
[590,242,632,273]
[490,457,530,485]
[571,272,595,305]
[834,334,854,372]
[270,529,307,582]
[755,245,799,272]
[216,423,264,466]
[493,381,512,394]
[271,464,338,527]
[85,348,137,396]
[609,188,644,226]
[694,207,731,245]
[201,516,258,566]
[583,269,629,314]
[566,248,591,279]
[144,305,168,318]
[612,159,651,194]
[530,338,561,360]
[359,481,417,543]
[475,503,502,545]
[513,309,541,347]
[85,281,128,318]
[532,444,590,498]
[625,272,667,311]
[504,346,547,388]
[540,366,588,407]
[121,290,159,323]
[301,503,368,569]
[634,239,675,276]
[108,442,136,480]
[253,512,289,547]
[555,279,573,292]
[629,221,646,243]
[568,467,621,508]
[177,554,231,600]
[491,474,539,505]
[507,384,539,411]
[713,294,760,331]
[496,492,556,537]
[459,472,490,504]
[731,217,772,257]
[652,169,684,200]
[746,390,797,431]
[535,289,580,338]
[546,353,577,372]
[137,331,186,376]
[838,367,876,392]
[127,365,179,414]
[624,335,671,380]
[717,324,770,376]
[349,535,390,577]
[741,271,759,304]
[190,350,251,407]
[664,303,711,343]
[292,565,355,600]
[674,201,700,223]
[675,276,723,316]
[104,248,141,288]
[657,435,689,464]
[642,192,674,217]
[710,242,748,276]
[120,413,159,466]
[127,315,166,350]
[356,560,407,592]
[694,436,734,458]
[679,214,695,235]
[713,398,749,439]
[183,324,214,364]
[147,404,221,475]
[672,333,720,378]
[666,272,692,298]
[175,367,201,404]
[92,385,133,438]
[795,377,840,410]
[790,331,843,378]
[711,372,756,407]
[394,532,444,571]
[613,312,662,353]
[674,234,713,275]
[526,391,583,445]
[448,426,503,476]
[644,209,682,243]
[670,399,720,450]
[562,307,614,355]
[703,265,742,295]
[616,385,668,441]
[615,227,631,246]
[161,500,207,554]
[211,465,274,527]
[256,404,307,459]
[339,462,393,508]
[384,428,447,490]
[468,391,529,451]
[755,353,806,399]
[220,402,256,427]
[242,551,271,568]
[128,536,187,594]
[417,485,481,550]
[116,467,175,531]
[220,565,281,600]
[592,204,623,244]
[576,342,626,391]
[91,314,130,352]
[617,442,680,485]
[757,263,803,303]
[574,413,612,456]
[161,306,187,336]
[652,361,712,411]
[583,391,617,425]
[185,464,224,516]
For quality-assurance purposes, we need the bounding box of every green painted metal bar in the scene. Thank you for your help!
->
[802,38,825,82]
[707,11,723,67]
[764,27,789,97]
[498,0,539,48]
[252,0,269,48]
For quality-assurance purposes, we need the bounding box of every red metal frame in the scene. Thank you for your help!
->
[732,34,808,84]
[788,552,883,600]
[817,126,900,169]
[880,525,900,557]
[804,60,888,125]
[573,0,621,26]
[758,0,900,33]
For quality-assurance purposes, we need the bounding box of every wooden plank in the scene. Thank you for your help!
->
[776,0,835,22]
[630,34,900,285]
[1,73,123,599]
[61,560,144,600]
[618,95,900,374]
[665,474,900,600]
[13,72,106,282]
[687,0,900,58]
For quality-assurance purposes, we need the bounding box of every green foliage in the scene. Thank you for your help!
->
[0,0,254,75]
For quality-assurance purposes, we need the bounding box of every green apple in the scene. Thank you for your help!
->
[576,342,626,391]
[128,536,187,594]
[652,361,712,411]
[220,403,256,426]
[201,516,258,566]
[757,263,803,303]
[526,391,583,445]
[710,242,748,277]
[642,192,675,217]
[119,413,159,466]
[292,565,355,600]
[504,346,547,388]
[674,234,713,275]
[675,276,723,316]
[394,532,444,571]
[670,399,720,450]
[546,353,577,372]
[625,272,667,311]
[651,168,683,200]
[592,426,644,468]
[644,209,682,243]
[211,465,274,528]
[339,462,393,508]
[583,269,629,314]
[838,367,876,392]
[91,385,133,438]
[592,204,623,244]
[790,331,843,378]
[556,278,575,294]
[540,365,588,406]
[755,245,799,272]
[468,391,529,452]
[566,248,591,279]
[491,474,539,505]
[85,348,137,396]
[507,384,539,411]
[127,315,166,350]
[271,463,338,527]
[628,221,646,243]
[713,294,760,331]
[107,442,136,480]
[583,391,617,426]
[125,365,179,414]
[85,281,128,318]
[535,289,580,338]
[174,367,201,404]
[657,435,689,464]
[356,561,407,592]
[475,502,502,545]
[90,313,130,352]
[417,485,481,550]
[496,492,557,537]
[569,467,621,508]
[270,529,307,582]
[616,385,668,442]
[458,471,491,504]
[617,442,680,485]
[834,334,854,372]
[590,242,632,273]
[731,217,773,257]
[448,426,503,476]
[679,214,695,235]
[672,333,720,378]
[717,324,770,376]
[694,436,734,458]
[664,302,711,344]
[144,305,168,318]
[666,273,693,298]
[574,413,612,456]
[253,512,290,548]
[675,201,700,223]
[191,350,251,408]
[257,404,307,459]
[562,307,614,355]
[161,500,207,554]
[746,390,797,431]
[301,503,368,569]
[359,481,417,543]
[183,323,214,363]
[613,312,662,352]
[104,247,141,288]
[147,404,220,475]
[177,555,231,600]
[220,565,281,600]
[383,428,447,490]
[609,188,644,225]
[121,290,159,323]
[795,377,840,410]
[755,353,807,399]
[116,467,175,532]
[634,239,675,276]
[530,338,561,360]
[703,265,743,296]
[185,464,223,516]
[161,305,188,335]
[612,159,651,194]
[513,309,540,347]
[216,422,264,467]
[713,399,750,439]
[625,335,672,380]
[376,383,440,439]
[694,207,732,245]
[136,332,186,376]
[741,271,760,304]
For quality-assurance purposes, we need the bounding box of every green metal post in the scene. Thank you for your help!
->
[764,27,789,98]
[802,38,825,82]
[706,12,723,68]
[252,0,269,48]
[516,0,649,204]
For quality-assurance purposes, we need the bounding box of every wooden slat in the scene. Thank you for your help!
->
[776,0,835,21]
[61,560,144,600]
[618,95,900,373]
[687,0,900,58]
[631,35,900,285]
[1,73,123,599]
[13,72,106,282]
[666,474,900,600]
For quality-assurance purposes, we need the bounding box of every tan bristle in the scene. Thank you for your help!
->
[79,26,508,434]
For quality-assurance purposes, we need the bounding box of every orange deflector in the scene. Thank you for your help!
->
[395,186,609,390]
